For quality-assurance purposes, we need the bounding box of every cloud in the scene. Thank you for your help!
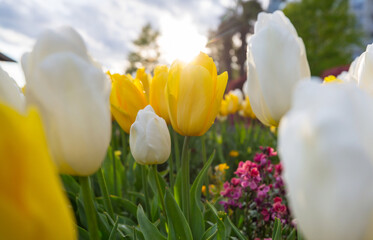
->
[1,0,263,85]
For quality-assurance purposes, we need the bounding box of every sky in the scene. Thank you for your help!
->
[0,0,270,86]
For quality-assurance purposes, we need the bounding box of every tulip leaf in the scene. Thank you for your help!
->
[108,217,119,240]
[206,202,226,240]
[78,226,90,240]
[164,189,193,240]
[173,168,182,206]
[201,224,218,240]
[137,205,167,240]
[272,218,282,240]
[189,150,215,240]
[109,195,138,218]
[225,213,247,240]
[286,228,296,240]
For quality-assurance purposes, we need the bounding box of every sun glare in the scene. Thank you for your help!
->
[158,16,208,64]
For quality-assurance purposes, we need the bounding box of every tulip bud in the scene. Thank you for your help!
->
[245,10,310,126]
[279,81,373,240]
[22,26,111,176]
[130,105,171,165]
[0,67,24,113]
[165,52,228,136]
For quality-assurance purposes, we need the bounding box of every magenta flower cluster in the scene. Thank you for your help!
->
[220,147,291,233]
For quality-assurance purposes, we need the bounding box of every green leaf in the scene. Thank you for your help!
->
[164,189,193,240]
[297,229,304,240]
[137,205,167,240]
[108,217,119,240]
[110,196,138,217]
[206,202,226,240]
[286,228,296,240]
[78,226,90,240]
[173,169,182,206]
[225,214,247,240]
[189,151,215,240]
[60,174,80,195]
[272,218,282,240]
[201,224,218,240]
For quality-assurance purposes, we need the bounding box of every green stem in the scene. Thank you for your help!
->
[121,130,128,195]
[79,176,100,240]
[152,165,168,223]
[97,168,115,219]
[180,136,190,222]
[113,149,118,196]
[172,129,181,170]
[201,135,209,199]
[141,165,151,219]
[168,153,175,193]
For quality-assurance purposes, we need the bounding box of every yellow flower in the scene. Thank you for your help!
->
[229,150,239,157]
[0,104,76,239]
[135,67,152,100]
[201,185,206,195]
[215,163,229,173]
[225,92,240,114]
[323,75,343,84]
[165,52,228,136]
[114,150,122,158]
[150,65,170,124]
[240,96,256,119]
[219,99,229,116]
[109,72,148,133]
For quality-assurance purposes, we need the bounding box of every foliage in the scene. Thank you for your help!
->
[283,0,363,76]
[126,23,160,74]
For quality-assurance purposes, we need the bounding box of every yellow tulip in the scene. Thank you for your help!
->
[150,65,170,124]
[109,72,148,133]
[240,96,256,119]
[0,104,76,239]
[135,67,152,100]
[165,52,228,136]
[225,92,240,114]
[219,99,229,116]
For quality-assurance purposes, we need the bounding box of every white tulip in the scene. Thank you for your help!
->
[278,81,373,240]
[0,67,24,113]
[355,44,373,95]
[130,105,171,165]
[245,10,310,126]
[22,26,111,176]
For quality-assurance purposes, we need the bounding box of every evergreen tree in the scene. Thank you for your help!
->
[126,23,160,74]
[283,0,363,76]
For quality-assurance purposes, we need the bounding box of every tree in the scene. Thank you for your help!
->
[207,0,262,81]
[126,23,160,74]
[283,0,363,76]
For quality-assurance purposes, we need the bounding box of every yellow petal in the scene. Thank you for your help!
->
[166,60,184,133]
[191,52,217,82]
[0,104,76,240]
[200,71,228,135]
[109,73,148,133]
[150,65,170,124]
[176,65,213,136]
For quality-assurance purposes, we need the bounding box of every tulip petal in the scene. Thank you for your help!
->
[176,65,213,136]
[202,71,228,134]
[0,104,76,239]
[28,52,111,176]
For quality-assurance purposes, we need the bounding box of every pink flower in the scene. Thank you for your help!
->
[274,197,282,203]
[273,202,287,214]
